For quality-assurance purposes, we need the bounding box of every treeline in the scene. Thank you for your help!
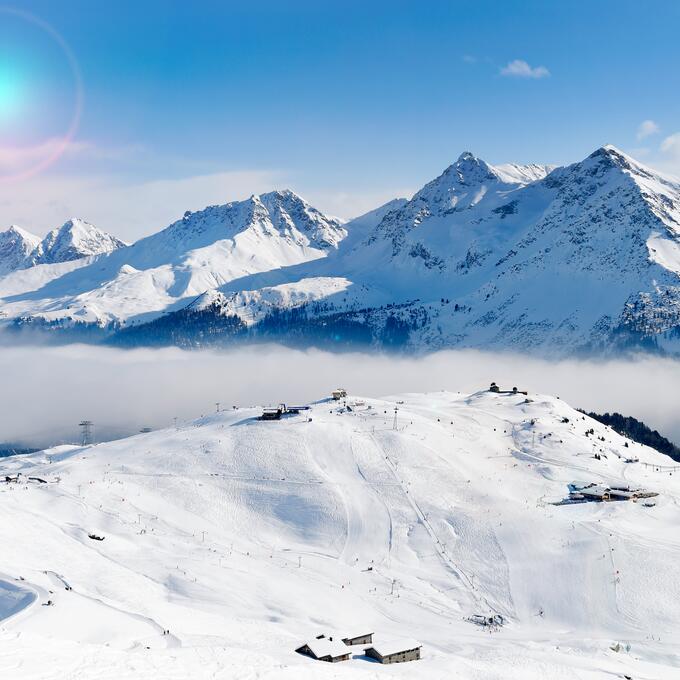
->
[11,298,432,351]
[252,302,428,350]
[111,307,245,348]
[582,410,680,462]
[0,446,40,458]
[111,300,429,350]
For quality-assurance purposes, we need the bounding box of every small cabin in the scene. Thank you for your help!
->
[568,481,594,493]
[609,488,636,500]
[579,485,610,501]
[332,388,348,400]
[342,632,373,646]
[295,638,351,663]
[634,490,659,499]
[260,407,282,421]
[364,638,421,664]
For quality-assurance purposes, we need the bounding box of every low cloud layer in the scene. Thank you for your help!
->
[1,344,680,449]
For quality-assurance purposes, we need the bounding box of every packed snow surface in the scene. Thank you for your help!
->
[1,389,679,678]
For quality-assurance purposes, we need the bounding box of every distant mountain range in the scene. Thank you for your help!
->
[0,218,126,276]
[3,145,680,355]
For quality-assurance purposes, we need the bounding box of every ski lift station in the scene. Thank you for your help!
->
[259,403,311,421]
[332,388,347,400]
[489,382,528,396]
[260,407,283,421]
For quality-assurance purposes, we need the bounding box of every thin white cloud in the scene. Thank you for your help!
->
[500,59,550,79]
[660,132,680,158]
[637,120,660,141]
[462,54,477,64]
[628,142,680,183]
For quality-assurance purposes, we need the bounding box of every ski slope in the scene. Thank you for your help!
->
[1,390,679,678]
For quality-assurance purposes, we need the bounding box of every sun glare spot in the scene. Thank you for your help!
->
[0,9,82,181]
[0,62,24,119]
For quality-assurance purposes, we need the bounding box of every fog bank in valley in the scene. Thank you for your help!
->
[2,344,680,449]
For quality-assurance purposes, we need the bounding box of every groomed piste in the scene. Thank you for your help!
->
[1,388,679,678]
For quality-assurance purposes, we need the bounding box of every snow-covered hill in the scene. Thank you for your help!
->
[1,389,678,678]
[4,145,680,356]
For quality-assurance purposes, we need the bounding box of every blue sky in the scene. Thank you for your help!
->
[1,0,680,239]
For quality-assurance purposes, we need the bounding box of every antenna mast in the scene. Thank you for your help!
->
[79,420,93,446]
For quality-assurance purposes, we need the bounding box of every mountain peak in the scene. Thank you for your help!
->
[450,152,556,186]
[61,217,89,231]
[453,151,491,170]
[590,143,624,158]
[257,189,347,248]
[2,224,40,242]
[457,151,478,163]
[0,225,42,275]
[259,188,301,201]
[587,144,636,169]
[33,218,127,265]
[431,152,497,189]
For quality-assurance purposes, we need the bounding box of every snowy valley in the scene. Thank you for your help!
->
[1,387,679,678]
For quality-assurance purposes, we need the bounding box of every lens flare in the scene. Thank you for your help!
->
[0,62,24,119]
[0,7,83,182]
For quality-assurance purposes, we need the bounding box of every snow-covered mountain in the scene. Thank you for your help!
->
[0,191,346,327]
[1,389,679,678]
[493,161,557,184]
[350,145,680,353]
[4,145,680,356]
[31,218,127,265]
[134,189,346,262]
[0,226,41,276]
[0,219,126,276]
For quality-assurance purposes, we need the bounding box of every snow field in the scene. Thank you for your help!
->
[1,390,679,678]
